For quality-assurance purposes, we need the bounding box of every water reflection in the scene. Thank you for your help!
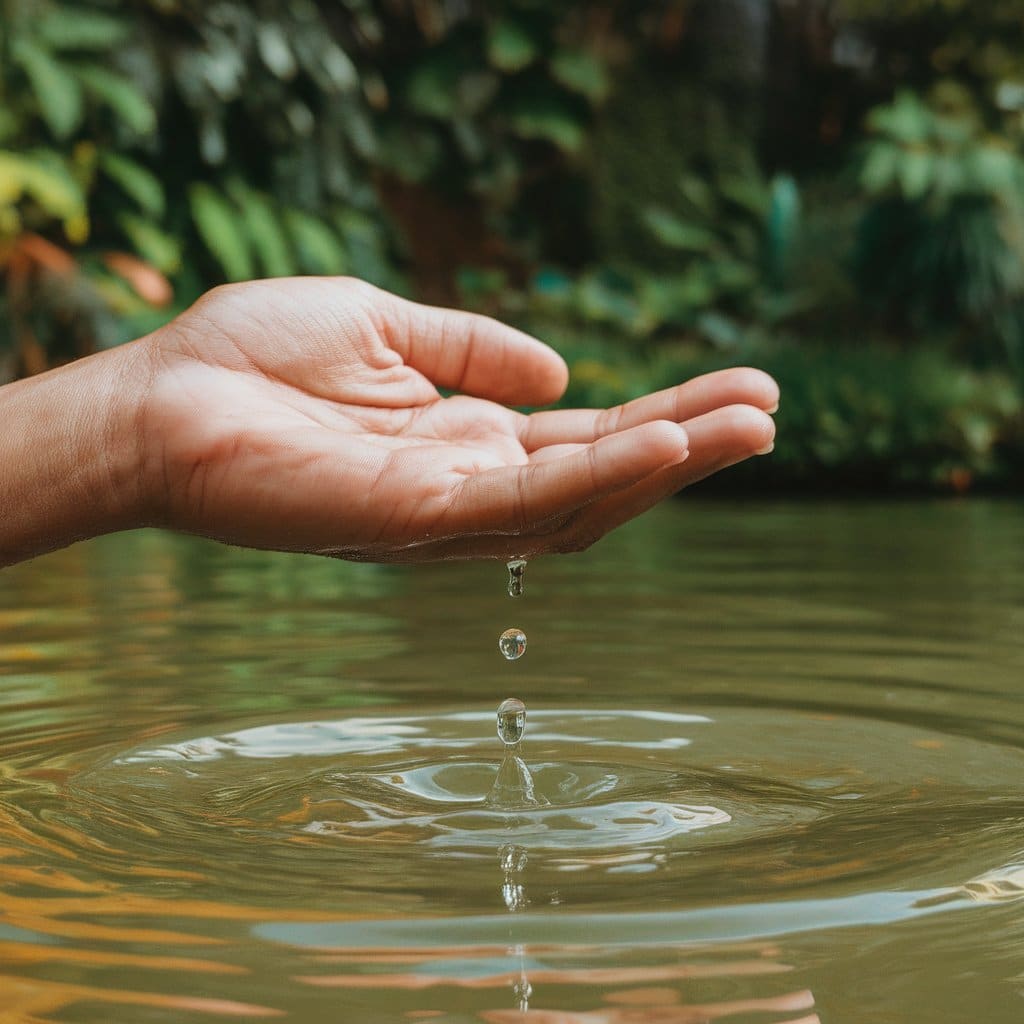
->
[2,502,1024,1020]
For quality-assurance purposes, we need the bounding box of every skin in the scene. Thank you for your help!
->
[0,277,777,568]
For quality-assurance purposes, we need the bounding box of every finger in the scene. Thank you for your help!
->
[542,403,776,549]
[378,291,569,406]
[408,404,773,561]
[519,367,778,451]
[439,420,689,536]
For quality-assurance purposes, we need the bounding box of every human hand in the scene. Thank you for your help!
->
[0,277,777,566]
[137,277,776,561]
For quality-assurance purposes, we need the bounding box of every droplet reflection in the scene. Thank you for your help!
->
[499,628,527,661]
[497,697,526,746]
[506,558,527,598]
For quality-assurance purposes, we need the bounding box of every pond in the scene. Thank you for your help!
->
[1,498,1023,1022]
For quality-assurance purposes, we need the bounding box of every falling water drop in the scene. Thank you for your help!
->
[496,697,526,746]
[506,558,527,598]
[498,628,527,661]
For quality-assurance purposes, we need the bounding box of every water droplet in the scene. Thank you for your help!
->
[513,973,532,1012]
[496,697,526,746]
[506,558,527,598]
[498,628,527,662]
[499,843,529,874]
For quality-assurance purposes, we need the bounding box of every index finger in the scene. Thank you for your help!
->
[518,367,778,451]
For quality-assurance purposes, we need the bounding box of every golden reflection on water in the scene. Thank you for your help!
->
[2,503,1024,1021]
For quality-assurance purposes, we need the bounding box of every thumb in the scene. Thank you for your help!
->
[379,291,569,406]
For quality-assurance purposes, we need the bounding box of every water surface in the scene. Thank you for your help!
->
[1,499,1023,1022]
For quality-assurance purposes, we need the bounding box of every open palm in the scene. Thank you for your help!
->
[141,278,777,561]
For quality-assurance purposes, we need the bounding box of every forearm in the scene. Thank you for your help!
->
[0,344,151,567]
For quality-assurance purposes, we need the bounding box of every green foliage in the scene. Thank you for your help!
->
[542,321,1024,491]
[855,84,1024,373]
[2,0,1024,487]
[526,164,808,346]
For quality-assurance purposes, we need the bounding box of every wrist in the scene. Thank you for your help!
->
[0,341,154,566]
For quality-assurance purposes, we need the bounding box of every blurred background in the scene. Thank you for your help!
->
[3,0,1024,492]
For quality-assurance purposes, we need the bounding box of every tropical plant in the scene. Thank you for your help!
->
[525,161,807,346]
[854,83,1024,373]
[0,0,172,378]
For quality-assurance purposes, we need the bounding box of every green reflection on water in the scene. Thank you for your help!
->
[0,500,1023,1022]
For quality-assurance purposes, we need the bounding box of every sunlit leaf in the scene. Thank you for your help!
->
[226,180,295,278]
[101,152,164,217]
[549,49,610,103]
[899,149,933,200]
[506,96,586,152]
[118,213,182,274]
[75,64,157,137]
[256,23,296,80]
[718,176,768,217]
[283,209,348,274]
[869,90,930,144]
[189,183,254,281]
[487,19,538,73]
[0,150,85,219]
[13,39,83,139]
[677,174,715,214]
[968,144,1020,194]
[37,7,129,50]
[696,310,744,348]
[642,207,717,251]
[861,142,899,193]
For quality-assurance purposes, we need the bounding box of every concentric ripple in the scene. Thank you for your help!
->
[58,705,1024,912]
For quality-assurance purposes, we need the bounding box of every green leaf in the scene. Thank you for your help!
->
[13,39,83,139]
[869,90,929,144]
[487,19,538,73]
[405,54,462,119]
[549,49,610,103]
[696,310,744,348]
[118,213,182,274]
[899,149,933,200]
[333,208,393,287]
[37,8,129,50]
[642,207,717,251]
[225,180,294,278]
[718,175,768,217]
[506,97,586,153]
[577,271,641,329]
[0,150,85,219]
[101,152,164,217]
[0,109,18,145]
[861,142,899,194]
[283,209,348,275]
[968,145,1021,195]
[374,121,442,182]
[189,183,254,281]
[256,23,297,80]
[74,65,156,137]
[678,174,715,215]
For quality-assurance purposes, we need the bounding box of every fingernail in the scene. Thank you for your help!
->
[756,442,775,455]
[766,401,779,414]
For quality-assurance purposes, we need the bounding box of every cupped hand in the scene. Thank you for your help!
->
[139,277,777,561]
